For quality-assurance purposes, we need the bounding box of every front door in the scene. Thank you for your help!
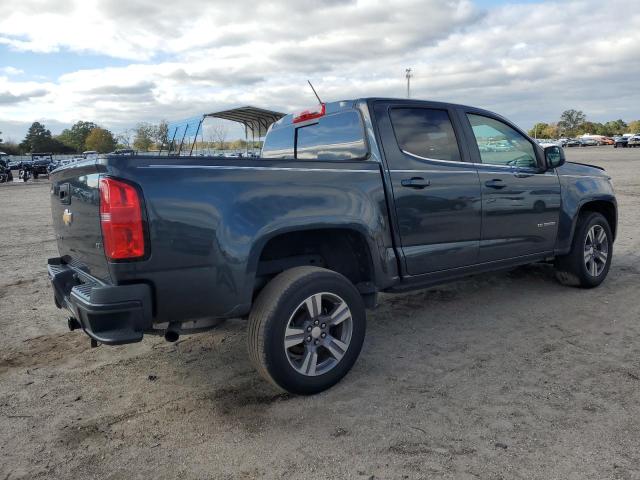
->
[374,102,482,275]
[460,111,561,263]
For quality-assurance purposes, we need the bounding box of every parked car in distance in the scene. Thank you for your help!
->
[599,137,614,146]
[48,97,617,394]
[536,139,562,148]
[579,138,599,147]
[110,149,136,156]
[31,153,54,178]
[82,150,99,161]
[0,153,13,183]
[613,136,629,148]
[628,135,640,148]
[565,139,581,147]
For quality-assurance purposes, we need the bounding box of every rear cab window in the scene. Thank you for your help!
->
[262,109,367,160]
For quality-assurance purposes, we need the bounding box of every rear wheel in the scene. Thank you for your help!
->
[247,266,366,395]
[555,212,612,288]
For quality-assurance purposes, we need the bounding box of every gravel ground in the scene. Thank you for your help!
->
[1,147,639,480]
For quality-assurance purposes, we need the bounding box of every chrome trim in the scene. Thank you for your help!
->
[401,149,551,174]
[390,169,475,174]
[561,174,607,179]
[402,150,484,167]
[143,165,379,174]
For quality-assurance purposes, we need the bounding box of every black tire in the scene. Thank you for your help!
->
[247,266,366,395]
[555,212,613,288]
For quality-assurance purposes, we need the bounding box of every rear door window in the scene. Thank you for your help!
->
[389,108,462,162]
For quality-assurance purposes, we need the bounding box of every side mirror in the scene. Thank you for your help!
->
[544,145,565,170]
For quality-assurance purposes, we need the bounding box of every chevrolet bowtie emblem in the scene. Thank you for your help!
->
[62,209,73,226]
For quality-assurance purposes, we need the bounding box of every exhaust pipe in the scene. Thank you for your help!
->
[164,323,180,342]
[67,316,81,331]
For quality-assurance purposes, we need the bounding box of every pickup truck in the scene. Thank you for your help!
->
[48,98,617,394]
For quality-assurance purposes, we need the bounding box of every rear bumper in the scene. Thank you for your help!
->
[48,257,153,345]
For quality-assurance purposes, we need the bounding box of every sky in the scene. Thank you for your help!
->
[1,0,639,142]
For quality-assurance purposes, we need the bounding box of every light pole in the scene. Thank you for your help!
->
[405,68,413,99]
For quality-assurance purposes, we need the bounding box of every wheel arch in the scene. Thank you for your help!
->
[563,199,618,253]
[247,225,380,301]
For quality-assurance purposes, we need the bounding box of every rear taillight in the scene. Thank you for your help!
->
[293,103,325,123]
[99,177,145,260]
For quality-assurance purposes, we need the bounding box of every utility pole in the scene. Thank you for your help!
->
[405,68,413,99]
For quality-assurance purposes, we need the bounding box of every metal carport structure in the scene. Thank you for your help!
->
[165,106,286,156]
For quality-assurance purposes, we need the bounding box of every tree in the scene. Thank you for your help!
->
[85,128,117,153]
[20,122,53,152]
[628,120,640,134]
[603,120,627,136]
[115,129,133,148]
[58,121,98,152]
[154,120,169,149]
[133,123,155,151]
[528,122,559,139]
[577,121,603,135]
[557,109,586,137]
[208,120,229,150]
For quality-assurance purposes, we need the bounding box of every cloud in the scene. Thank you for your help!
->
[0,0,639,138]
[1,66,24,76]
[0,88,48,105]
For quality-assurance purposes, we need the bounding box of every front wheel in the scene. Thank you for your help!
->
[247,266,366,395]
[555,212,613,288]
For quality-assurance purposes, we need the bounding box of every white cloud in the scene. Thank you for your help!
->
[0,0,639,139]
[1,66,24,76]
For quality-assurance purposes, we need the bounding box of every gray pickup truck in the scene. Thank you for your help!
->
[48,98,617,394]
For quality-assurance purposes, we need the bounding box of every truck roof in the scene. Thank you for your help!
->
[271,97,498,130]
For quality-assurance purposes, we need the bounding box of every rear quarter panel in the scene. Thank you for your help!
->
[104,156,396,323]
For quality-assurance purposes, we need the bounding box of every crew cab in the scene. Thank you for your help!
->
[47,98,617,394]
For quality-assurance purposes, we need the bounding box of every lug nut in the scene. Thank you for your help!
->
[306,336,312,342]
[314,319,319,325]
[321,332,326,338]
[307,326,312,332]
[321,323,326,329]
[314,340,319,345]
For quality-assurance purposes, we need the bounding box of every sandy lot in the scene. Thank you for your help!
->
[1,147,639,479]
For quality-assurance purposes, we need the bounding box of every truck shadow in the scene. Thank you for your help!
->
[165,262,564,430]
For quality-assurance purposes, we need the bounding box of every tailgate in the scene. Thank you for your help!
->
[50,160,111,282]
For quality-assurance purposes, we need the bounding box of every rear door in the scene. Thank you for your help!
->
[374,101,482,275]
[458,110,561,262]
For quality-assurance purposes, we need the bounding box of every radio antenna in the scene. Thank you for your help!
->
[307,80,323,105]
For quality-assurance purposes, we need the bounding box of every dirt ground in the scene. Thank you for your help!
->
[1,147,639,480]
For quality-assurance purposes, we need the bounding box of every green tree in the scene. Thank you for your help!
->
[154,120,169,149]
[528,122,558,138]
[133,123,155,151]
[602,120,627,136]
[557,109,586,137]
[628,120,640,134]
[577,121,604,135]
[20,122,53,152]
[58,121,98,152]
[85,127,117,153]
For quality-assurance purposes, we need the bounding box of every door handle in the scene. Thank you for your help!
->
[484,179,506,189]
[401,177,430,189]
